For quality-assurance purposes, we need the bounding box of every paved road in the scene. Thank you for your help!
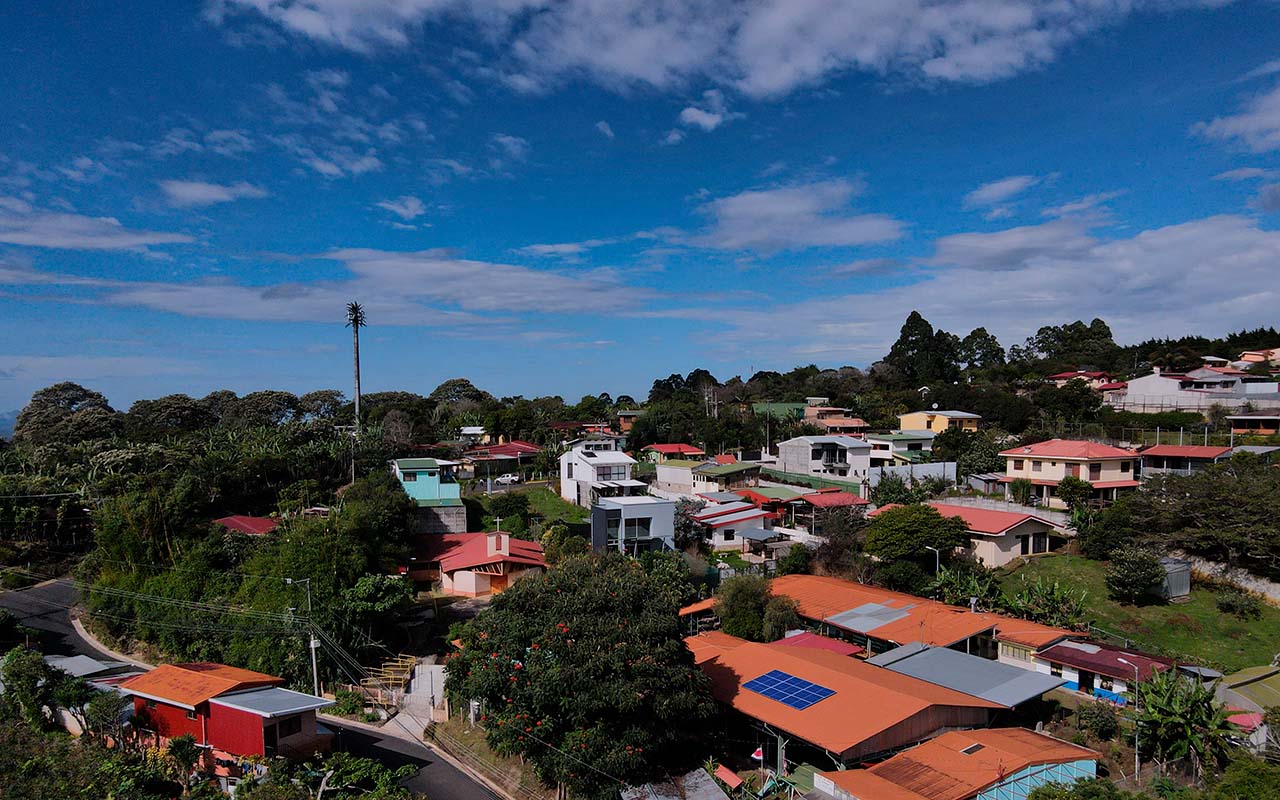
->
[0,579,498,800]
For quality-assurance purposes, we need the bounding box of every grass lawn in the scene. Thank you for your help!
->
[1000,554,1280,673]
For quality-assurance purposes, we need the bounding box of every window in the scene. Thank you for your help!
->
[145,700,157,709]
[623,518,652,539]
[1089,463,1102,480]
[811,448,822,460]
[1032,461,1043,472]
[722,530,735,541]
[566,463,573,478]
[960,743,985,755]
[1099,677,1114,691]
[278,715,303,739]
[401,472,417,482]
[1121,461,1131,473]
[186,709,198,720]
[1013,459,1024,470]
[1050,663,1063,677]
[1001,642,1031,662]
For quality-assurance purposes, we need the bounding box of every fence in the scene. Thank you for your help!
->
[426,719,554,800]
[932,495,1071,527]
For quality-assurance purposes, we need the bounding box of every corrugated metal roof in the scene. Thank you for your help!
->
[211,686,335,718]
[868,645,1066,707]
[701,508,772,528]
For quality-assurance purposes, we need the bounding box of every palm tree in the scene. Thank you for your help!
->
[1135,667,1236,782]
[345,302,366,434]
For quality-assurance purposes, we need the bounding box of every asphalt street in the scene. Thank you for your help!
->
[0,578,498,800]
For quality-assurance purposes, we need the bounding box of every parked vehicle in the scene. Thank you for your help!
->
[496,473,522,485]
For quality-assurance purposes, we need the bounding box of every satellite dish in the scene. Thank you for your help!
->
[932,403,939,410]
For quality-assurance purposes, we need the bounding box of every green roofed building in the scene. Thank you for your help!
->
[391,458,466,534]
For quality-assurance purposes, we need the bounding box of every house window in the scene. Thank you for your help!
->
[145,700,157,709]
[186,709,198,720]
[1032,461,1043,472]
[1001,643,1031,662]
[1013,459,1024,470]
[1089,463,1102,480]
[402,472,416,482]
[278,715,303,739]
[1050,663,1063,677]
[1100,677,1114,691]
[722,530,735,541]
[1121,461,1131,473]
[566,463,573,478]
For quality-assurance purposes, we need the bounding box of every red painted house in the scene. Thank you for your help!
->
[120,663,334,776]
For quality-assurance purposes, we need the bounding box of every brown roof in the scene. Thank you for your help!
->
[686,634,999,755]
[119,663,281,709]
[1034,641,1172,682]
[1141,444,1233,459]
[822,728,1098,800]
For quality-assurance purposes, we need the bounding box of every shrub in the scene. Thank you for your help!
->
[333,689,363,716]
[775,544,812,576]
[1215,586,1262,621]
[1105,546,1164,604]
[1078,700,1119,741]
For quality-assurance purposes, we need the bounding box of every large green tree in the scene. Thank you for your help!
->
[1135,668,1236,781]
[446,554,718,799]
[864,504,968,563]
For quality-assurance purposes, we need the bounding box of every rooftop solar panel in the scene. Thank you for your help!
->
[743,669,836,710]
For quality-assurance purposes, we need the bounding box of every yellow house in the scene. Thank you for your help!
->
[897,410,981,433]
[999,439,1139,509]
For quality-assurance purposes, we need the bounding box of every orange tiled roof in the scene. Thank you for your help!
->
[927,502,1057,535]
[999,438,1135,460]
[686,634,999,755]
[119,663,281,708]
[820,728,1098,800]
[678,597,717,617]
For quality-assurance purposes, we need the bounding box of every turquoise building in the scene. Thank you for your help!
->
[391,458,466,534]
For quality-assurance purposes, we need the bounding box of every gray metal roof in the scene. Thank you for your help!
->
[869,644,1067,707]
[622,768,729,800]
[736,527,782,542]
[783,435,872,448]
[1233,445,1280,455]
[699,491,742,503]
[45,654,134,678]
[824,601,913,633]
[210,687,335,718]
[865,642,929,666]
[702,508,771,528]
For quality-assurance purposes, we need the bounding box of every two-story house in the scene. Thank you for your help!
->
[897,410,981,433]
[120,663,334,792]
[1046,370,1114,389]
[999,439,1139,508]
[802,405,870,436]
[391,458,466,534]
[559,438,644,507]
[775,435,871,482]
[865,431,934,466]
[590,495,676,553]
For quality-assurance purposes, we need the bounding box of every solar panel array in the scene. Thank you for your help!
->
[743,669,836,710]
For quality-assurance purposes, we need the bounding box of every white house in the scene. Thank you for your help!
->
[775,436,871,481]
[865,432,935,467]
[692,500,775,550]
[559,438,644,507]
[1110,366,1280,412]
[1032,641,1173,705]
[590,496,676,553]
[928,502,1063,567]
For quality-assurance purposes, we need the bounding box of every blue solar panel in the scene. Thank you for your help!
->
[743,669,836,710]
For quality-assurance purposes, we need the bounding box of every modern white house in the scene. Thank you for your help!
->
[692,500,775,550]
[559,438,645,507]
[865,431,935,467]
[775,435,871,481]
[589,496,676,553]
[1109,366,1280,412]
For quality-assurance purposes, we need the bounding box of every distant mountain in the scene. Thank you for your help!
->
[0,409,17,439]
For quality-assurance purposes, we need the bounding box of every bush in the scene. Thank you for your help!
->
[1078,700,1119,741]
[333,689,364,716]
[1215,586,1263,621]
[775,544,812,576]
[1105,546,1164,604]
[875,560,931,595]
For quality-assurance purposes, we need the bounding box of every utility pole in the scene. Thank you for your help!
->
[287,578,320,697]
[346,301,366,435]
[1118,658,1141,787]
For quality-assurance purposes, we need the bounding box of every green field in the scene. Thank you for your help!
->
[1000,554,1280,673]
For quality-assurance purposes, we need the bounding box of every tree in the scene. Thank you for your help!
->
[1207,755,1280,800]
[1105,546,1165,604]
[1,646,56,726]
[446,554,717,799]
[1027,779,1148,800]
[1135,667,1236,781]
[884,311,959,386]
[864,504,968,563]
[1008,478,1035,505]
[775,544,812,576]
[715,574,771,641]
[168,733,202,781]
[347,301,366,433]
[1004,575,1089,630]
[126,394,215,439]
[869,473,924,506]
[674,498,707,552]
[299,389,347,423]
[956,432,1004,477]
[959,327,1005,371]
[1032,380,1103,421]
[813,509,871,580]
[1056,476,1094,511]
[13,382,119,446]
[761,596,800,641]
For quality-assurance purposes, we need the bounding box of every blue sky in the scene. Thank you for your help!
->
[2,1,1280,411]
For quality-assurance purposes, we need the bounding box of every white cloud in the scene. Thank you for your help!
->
[376,195,427,220]
[157,179,270,207]
[1042,190,1125,217]
[690,178,904,252]
[662,129,686,145]
[1195,83,1280,152]
[57,156,112,183]
[1212,167,1276,181]
[930,218,1095,271]
[205,129,256,156]
[964,174,1041,208]
[207,1,1211,97]
[1241,59,1280,82]
[677,89,742,132]
[595,120,615,139]
[0,204,194,250]
[1251,184,1280,213]
[489,133,531,161]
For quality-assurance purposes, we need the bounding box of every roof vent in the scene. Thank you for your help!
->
[961,743,985,755]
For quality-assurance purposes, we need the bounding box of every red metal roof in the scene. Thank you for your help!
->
[1141,444,1232,459]
[644,443,707,455]
[927,502,1056,535]
[1034,641,1172,681]
[713,765,743,790]
[712,454,737,464]
[422,532,545,573]
[465,440,542,458]
[821,728,1099,800]
[798,491,869,508]
[773,631,864,657]
[1098,381,1127,390]
[1000,439,1135,459]
[214,515,278,536]
[1047,371,1111,380]
[119,663,281,708]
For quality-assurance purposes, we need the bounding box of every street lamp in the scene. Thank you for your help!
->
[286,578,320,697]
[1118,657,1141,787]
[924,545,941,576]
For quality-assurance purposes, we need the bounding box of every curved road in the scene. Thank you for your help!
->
[0,579,498,800]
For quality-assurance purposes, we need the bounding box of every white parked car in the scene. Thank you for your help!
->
[495,473,522,485]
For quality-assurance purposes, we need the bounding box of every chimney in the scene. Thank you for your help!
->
[487,532,510,557]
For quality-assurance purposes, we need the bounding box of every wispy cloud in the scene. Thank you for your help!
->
[376,195,427,220]
[1213,167,1277,182]
[1195,83,1280,152]
[964,174,1041,208]
[676,89,742,133]
[1042,190,1125,218]
[0,204,193,250]
[595,120,615,139]
[158,179,270,208]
